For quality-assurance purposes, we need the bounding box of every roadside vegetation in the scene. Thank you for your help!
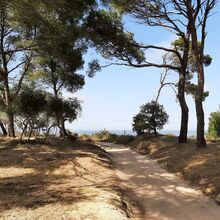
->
[207,108,220,141]
[130,135,220,204]
[81,130,135,145]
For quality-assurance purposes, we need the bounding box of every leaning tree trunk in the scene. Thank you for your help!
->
[0,121,7,136]
[60,117,67,137]
[178,71,189,143]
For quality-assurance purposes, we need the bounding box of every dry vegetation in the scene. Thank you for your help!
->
[0,137,132,220]
[128,135,220,200]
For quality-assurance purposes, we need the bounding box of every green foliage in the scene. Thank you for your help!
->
[87,59,101,78]
[170,37,212,72]
[203,55,212,67]
[86,10,144,64]
[15,87,81,140]
[15,88,53,140]
[100,133,135,144]
[111,134,135,144]
[0,0,100,137]
[133,101,169,136]
[30,12,86,93]
[185,83,209,101]
[90,129,135,144]
[132,114,147,136]
[46,95,82,123]
[208,109,220,140]
[168,37,211,101]
[15,89,47,118]
[81,134,92,140]
[92,129,111,140]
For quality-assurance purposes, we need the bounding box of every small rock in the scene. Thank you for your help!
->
[199,178,208,185]
[215,194,220,205]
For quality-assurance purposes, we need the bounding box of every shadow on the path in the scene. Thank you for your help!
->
[102,143,220,220]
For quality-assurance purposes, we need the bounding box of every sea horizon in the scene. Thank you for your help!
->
[74,129,203,137]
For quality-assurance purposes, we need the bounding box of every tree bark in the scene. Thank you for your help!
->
[154,128,157,136]
[4,79,15,138]
[195,97,206,147]
[178,71,189,143]
[188,10,206,147]
[20,120,29,141]
[60,117,67,137]
[53,85,65,137]
[7,113,15,137]
[0,121,7,136]
[194,62,206,147]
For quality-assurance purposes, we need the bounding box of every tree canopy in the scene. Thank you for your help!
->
[92,0,217,147]
[133,101,169,136]
[0,0,99,137]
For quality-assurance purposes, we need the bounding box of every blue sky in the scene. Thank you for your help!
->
[67,4,220,133]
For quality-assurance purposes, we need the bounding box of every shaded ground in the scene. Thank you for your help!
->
[129,136,220,199]
[101,142,220,220]
[0,137,131,220]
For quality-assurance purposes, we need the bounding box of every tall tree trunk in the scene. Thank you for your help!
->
[189,15,206,147]
[53,86,64,137]
[178,71,189,143]
[4,80,15,138]
[0,121,7,136]
[154,127,157,136]
[195,98,206,147]
[195,64,206,147]
[7,113,15,137]
[60,117,67,137]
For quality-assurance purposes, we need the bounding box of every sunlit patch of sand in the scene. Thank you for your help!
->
[0,167,35,178]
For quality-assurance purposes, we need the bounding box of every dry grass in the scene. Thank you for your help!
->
[0,137,130,220]
[129,135,220,199]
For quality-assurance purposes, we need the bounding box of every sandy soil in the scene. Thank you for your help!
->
[0,138,130,220]
[130,136,220,199]
[102,142,220,220]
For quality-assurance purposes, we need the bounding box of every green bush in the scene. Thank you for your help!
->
[67,134,78,142]
[103,133,135,144]
[81,134,91,140]
[92,129,110,140]
[115,135,135,144]
[208,109,220,140]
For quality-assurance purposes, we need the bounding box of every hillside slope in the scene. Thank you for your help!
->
[0,138,131,220]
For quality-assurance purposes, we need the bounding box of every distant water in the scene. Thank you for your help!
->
[75,129,198,136]
[75,129,135,135]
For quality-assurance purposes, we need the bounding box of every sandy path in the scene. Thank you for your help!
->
[102,143,220,220]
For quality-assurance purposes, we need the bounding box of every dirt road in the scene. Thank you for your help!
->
[102,143,220,220]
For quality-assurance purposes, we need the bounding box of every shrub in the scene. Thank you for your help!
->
[81,134,91,140]
[92,129,110,140]
[208,109,220,140]
[115,135,135,144]
[67,134,78,142]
